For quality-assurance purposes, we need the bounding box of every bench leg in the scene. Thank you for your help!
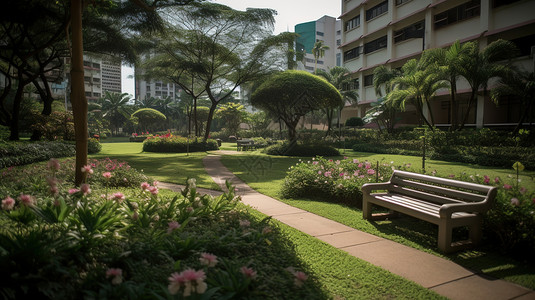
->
[469,216,482,245]
[438,222,453,253]
[362,198,372,220]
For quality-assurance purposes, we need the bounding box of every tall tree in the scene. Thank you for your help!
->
[144,3,297,140]
[420,40,470,130]
[312,40,329,73]
[101,91,132,135]
[386,59,448,130]
[251,70,342,141]
[491,66,535,132]
[458,39,517,129]
[316,66,358,135]
[372,65,402,133]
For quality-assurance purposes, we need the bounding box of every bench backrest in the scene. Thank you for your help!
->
[388,170,497,208]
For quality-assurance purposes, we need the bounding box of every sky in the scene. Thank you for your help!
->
[121,0,342,97]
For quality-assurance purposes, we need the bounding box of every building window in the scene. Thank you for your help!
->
[92,63,100,69]
[336,30,341,35]
[85,92,92,97]
[343,78,359,90]
[93,92,100,98]
[336,53,342,66]
[434,1,480,30]
[364,74,374,87]
[306,58,315,63]
[364,35,387,54]
[316,31,324,36]
[366,1,388,21]
[305,66,315,71]
[345,15,360,31]
[344,46,360,61]
[337,39,341,46]
[396,0,412,5]
[394,20,424,43]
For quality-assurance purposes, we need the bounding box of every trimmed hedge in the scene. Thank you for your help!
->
[142,136,219,153]
[263,141,340,157]
[0,141,75,169]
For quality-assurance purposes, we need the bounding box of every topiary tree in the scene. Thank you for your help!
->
[131,108,166,132]
[250,70,342,141]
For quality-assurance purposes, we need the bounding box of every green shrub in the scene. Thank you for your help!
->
[281,157,397,204]
[0,125,9,141]
[264,141,340,157]
[345,117,364,127]
[0,141,75,169]
[87,138,102,154]
[142,135,218,153]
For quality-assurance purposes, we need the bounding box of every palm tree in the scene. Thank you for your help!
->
[312,40,330,73]
[372,66,402,133]
[458,39,517,129]
[421,40,471,130]
[316,66,358,135]
[101,91,131,136]
[491,66,535,132]
[387,59,448,130]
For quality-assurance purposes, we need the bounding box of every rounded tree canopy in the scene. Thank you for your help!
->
[132,108,167,122]
[250,70,343,118]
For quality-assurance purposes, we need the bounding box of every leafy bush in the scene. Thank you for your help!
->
[0,125,9,141]
[142,135,219,153]
[0,162,323,299]
[87,138,102,154]
[345,117,364,127]
[0,141,75,169]
[30,111,75,141]
[281,156,398,204]
[264,141,340,157]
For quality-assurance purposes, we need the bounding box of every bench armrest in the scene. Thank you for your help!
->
[361,182,393,194]
[439,201,490,218]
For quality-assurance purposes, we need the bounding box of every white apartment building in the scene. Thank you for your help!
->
[340,0,535,128]
[135,79,180,101]
[295,16,343,73]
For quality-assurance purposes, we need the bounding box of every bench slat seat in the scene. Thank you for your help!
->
[362,170,497,253]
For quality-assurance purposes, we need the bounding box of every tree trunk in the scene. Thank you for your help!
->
[460,89,476,130]
[71,0,88,186]
[450,79,457,131]
[203,103,217,141]
[8,75,25,141]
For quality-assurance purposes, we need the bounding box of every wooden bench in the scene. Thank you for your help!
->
[236,139,255,151]
[361,170,497,253]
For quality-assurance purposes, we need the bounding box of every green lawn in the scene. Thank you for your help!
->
[91,142,220,190]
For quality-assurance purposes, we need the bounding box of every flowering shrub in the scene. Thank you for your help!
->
[142,135,219,153]
[0,160,321,299]
[281,156,400,204]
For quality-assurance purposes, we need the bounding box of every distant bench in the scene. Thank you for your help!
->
[361,170,497,253]
[236,139,255,151]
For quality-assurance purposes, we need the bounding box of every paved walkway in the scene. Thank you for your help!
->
[166,152,535,300]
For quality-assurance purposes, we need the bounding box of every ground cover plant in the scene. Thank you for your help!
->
[220,153,535,289]
[0,159,325,299]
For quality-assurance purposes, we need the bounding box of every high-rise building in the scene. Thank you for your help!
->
[135,79,180,101]
[340,0,535,128]
[101,59,122,94]
[295,16,343,73]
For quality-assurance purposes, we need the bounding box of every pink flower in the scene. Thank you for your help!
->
[168,269,207,296]
[324,171,332,177]
[240,266,257,279]
[312,161,318,165]
[317,170,322,175]
[2,196,15,210]
[102,172,112,179]
[148,186,159,195]
[367,169,375,175]
[293,271,308,287]
[503,184,512,190]
[199,253,218,267]
[167,221,180,234]
[80,184,91,195]
[510,198,520,206]
[49,185,59,196]
[353,159,359,164]
[68,188,79,195]
[47,158,60,171]
[152,180,159,187]
[494,177,500,183]
[106,268,123,285]
[140,182,150,191]
[19,194,34,207]
[81,165,93,174]
[358,163,363,168]
[365,163,371,169]
[353,170,360,176]
[483,176,490,184]
[112,192,125,203]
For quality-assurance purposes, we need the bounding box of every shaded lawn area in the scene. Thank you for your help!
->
[91,142,220,190]
[220,152,535,290]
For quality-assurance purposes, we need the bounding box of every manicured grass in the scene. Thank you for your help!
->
[219,142,238,151]
[91,142,220,190]
[246,207,445,299]
[220,152,535,290]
